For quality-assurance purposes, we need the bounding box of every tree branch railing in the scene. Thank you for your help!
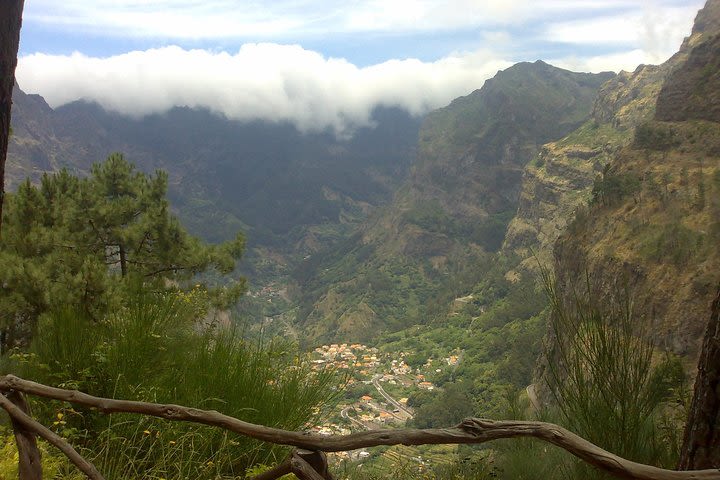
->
[0,374,718,480]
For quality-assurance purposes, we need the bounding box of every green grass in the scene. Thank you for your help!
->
[4,288,344,479]
[556,121,629,149]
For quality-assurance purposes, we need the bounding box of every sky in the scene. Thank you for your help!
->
[16,0,705,136]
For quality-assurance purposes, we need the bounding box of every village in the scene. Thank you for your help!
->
[306,342,461,462]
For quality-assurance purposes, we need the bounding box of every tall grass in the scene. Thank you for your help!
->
[541,270,685,479]
[6,288,344,479]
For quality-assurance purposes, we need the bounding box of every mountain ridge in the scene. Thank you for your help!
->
[8,87,422,283]
[542,0,720,373]
[293,61,615,343]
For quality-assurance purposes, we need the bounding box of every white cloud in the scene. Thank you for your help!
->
[16,1,704,136]
[551,49,652,74]
[17,44,511,136]
[545,4,700,63]
[24,0,701,39]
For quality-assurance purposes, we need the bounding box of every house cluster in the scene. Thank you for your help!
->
[311,343,382,370]
[309,423,351,436]
[445,354,460,366]
[247,283,284,301]
[307,343,467,434]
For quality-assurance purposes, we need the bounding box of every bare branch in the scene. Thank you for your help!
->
[1,375,718,480]
[6,391,42,480]
[0,390,105,480]
[250,457,292,480]
[290,452,327,480]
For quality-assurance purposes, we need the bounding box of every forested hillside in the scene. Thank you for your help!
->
[293,62,614,343]
[8,92,420,279]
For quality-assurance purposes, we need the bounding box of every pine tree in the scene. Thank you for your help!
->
[0,154,245,350]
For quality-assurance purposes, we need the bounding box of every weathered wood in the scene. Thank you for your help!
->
[1,374,719,480]
[294,449,334,480]
[249,450,333,480]
[0,0,25,238]
[6,391,42,480]
[290,452,327,480]
[0,391,105,480]
[679,286,720,469]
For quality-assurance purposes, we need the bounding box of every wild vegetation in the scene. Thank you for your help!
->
[0,156,344,479]
[0,154,245,350]
[0,290,341,479]
[2,1,720,477]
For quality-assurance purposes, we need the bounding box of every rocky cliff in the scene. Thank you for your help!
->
[546,0,720,366]
[503,62,669,269]
[503,0,720,273]
[295,63,614,343]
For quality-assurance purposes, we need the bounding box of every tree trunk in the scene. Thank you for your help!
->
[679,286,720,469]
[0,0,25,238]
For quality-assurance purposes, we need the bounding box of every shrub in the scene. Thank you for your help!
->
[542,271,685,478]
[633,123,680,151]
[7,288,343,479]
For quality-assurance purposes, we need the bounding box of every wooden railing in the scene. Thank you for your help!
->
[0,374,718,480]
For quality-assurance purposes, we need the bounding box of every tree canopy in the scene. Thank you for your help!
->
[0,153,245,349]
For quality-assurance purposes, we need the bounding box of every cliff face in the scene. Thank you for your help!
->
[503,63,669,268]
[546,0,720,367]
[506,0,720,274]
[656,33,720,123]
[412,61,614,225]
[295,63,614,343]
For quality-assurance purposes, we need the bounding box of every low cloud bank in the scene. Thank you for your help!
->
[17,44,511,136]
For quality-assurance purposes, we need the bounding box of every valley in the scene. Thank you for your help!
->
[3,0,720,477]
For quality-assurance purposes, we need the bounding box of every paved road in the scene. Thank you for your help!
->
[372,375,414,417]
[341,406,370,430]
[526,384,541,412]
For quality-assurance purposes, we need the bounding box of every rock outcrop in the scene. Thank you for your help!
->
[656,33,720,123]
[296,62,614,343]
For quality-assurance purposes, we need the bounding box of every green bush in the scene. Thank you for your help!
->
[639,222,705,265]
[633,123,680,151]
[7,288,343,479]
[0,428,87,479]
[542,271,685,478]
[591,164,641,206]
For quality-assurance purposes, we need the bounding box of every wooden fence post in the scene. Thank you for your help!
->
[292,450,334,480]
[6,390,42,480]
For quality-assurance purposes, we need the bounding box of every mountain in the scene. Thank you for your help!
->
[540,0,720,371]
[293,62,614,343]
[503,62,672,269]
[316,0,720,431]
[7,89,422,281]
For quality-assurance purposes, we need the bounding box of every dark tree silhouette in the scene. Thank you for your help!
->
[679,286,720,469]
[0,0,25,237]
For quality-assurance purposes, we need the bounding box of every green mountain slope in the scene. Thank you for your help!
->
[548,0,720,369]
[8,93,421,282]
[294,62,614,343]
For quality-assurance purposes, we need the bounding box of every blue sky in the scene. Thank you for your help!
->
[16,0,705,134]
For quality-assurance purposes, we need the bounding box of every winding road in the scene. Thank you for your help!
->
[372,375,414,417]
[340,406,369,430]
